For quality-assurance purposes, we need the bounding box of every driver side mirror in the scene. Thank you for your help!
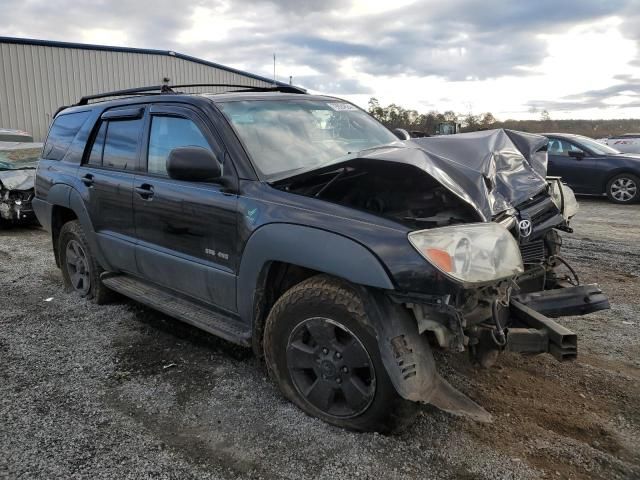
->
[567,150,585,160]
[392,128,411,141]
[167,146,222,181]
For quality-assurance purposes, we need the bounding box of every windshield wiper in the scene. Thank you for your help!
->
[314,167,348,197]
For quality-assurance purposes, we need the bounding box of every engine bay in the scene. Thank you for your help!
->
[274,160,481,228]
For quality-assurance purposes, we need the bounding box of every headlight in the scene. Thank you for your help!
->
[408,223,524,284]
[560,184,578,219]
[548,179,579,220]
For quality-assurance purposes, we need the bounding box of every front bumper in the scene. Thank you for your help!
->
[0,191,36,223]
[505,284,609,361]
[378,281,609,423]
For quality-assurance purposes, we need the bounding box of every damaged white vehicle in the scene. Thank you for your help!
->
[0,141,41,226]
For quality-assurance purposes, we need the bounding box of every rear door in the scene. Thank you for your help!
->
[79,106,145,273]
[132,104,238,312]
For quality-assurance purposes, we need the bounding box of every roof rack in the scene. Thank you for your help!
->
[76,83,307,105]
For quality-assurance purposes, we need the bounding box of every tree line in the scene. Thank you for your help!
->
[367,98,640,138]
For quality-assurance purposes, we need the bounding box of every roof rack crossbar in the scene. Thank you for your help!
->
[76,83,306,105]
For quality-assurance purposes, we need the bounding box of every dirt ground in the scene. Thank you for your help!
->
[1,196,638,480]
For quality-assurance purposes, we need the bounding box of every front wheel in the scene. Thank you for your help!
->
[606,173,639,204]
[263,275,418,433]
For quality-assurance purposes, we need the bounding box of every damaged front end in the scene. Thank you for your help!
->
[0,171,37,225]
[0,142,40,226]
[273,129,609,422]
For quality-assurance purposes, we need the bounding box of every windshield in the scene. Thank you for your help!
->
[0,142,42,170]
[218,99,398,179]
[574,135,621,155]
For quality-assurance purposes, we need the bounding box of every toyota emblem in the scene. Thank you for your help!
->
[518,219,532,238]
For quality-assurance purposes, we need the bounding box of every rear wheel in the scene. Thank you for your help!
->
[263,275,418,433]
[58,220,113,304]
[606,173,639,204]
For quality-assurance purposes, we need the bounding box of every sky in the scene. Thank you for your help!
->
[2,0,640,120]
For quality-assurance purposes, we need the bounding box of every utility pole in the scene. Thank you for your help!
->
[273,53,276,85]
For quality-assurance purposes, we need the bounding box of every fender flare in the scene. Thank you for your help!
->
[237,223,395,324]
[47,183,72,208]
[365,290,492,423]
[46,186,112,271]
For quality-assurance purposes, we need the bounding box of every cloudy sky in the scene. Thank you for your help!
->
[3,0,640,120]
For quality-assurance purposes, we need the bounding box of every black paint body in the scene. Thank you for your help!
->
[33,93,456,332]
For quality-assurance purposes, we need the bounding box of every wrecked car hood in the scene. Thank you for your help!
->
[0,141,41,190]
[410,129,549,219]
[0,169,36,190]
[273,129,549,221]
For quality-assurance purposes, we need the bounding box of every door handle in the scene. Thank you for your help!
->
[81,173,94,187]
[135,183,154,200]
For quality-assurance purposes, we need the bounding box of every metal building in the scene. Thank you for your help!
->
[0,37,285,140]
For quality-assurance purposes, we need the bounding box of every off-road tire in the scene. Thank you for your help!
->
[58,220,113,304]
[263,274,419,433]
[606,173,639,204]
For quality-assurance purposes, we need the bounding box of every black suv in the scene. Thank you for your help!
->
[34,84,608,432]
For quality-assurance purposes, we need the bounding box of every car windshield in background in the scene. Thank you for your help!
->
[0,142,42,170]
[575,135,621,155]
[218,99,398,179]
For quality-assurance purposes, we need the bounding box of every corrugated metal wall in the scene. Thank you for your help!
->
[0,42,273,140]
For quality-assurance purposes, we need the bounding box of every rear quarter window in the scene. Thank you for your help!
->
[42,111,91,160]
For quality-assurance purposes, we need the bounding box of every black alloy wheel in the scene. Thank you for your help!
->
[263,275,419,433]
[286,316,376,418]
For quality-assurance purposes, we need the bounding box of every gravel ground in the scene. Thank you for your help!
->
[1,196,638,480]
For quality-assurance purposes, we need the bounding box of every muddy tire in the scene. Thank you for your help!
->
[606,173,639,204]
[58,220,113,304]
[263,275,418,433]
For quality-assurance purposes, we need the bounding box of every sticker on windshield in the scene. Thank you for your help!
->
[326,102,359,111]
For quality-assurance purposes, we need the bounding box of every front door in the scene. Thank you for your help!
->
[79,106,145,273]
[547,138,598,193]
[132,105,238,312]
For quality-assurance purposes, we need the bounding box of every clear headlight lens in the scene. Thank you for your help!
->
[560,183,578,219]
[548,179,579,220]
[408,223,524,284]
[548,179,563,210]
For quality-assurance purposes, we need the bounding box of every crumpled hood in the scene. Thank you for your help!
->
[0,169,36,191]
[409,129,549,219]
[274,129,549,221]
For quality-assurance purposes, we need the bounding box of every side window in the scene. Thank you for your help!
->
[147,116,211,176]
[547,139,562,155]
[88,122,107,166]
[564,141,584,156]
[43,111,90,160]
[100,118,144,170]
[549,139,583,156]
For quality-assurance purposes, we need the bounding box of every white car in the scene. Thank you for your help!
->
[596,134,640,154]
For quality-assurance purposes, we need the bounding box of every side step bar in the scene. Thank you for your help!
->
[507,299,577,361]
[102,273,251,347]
